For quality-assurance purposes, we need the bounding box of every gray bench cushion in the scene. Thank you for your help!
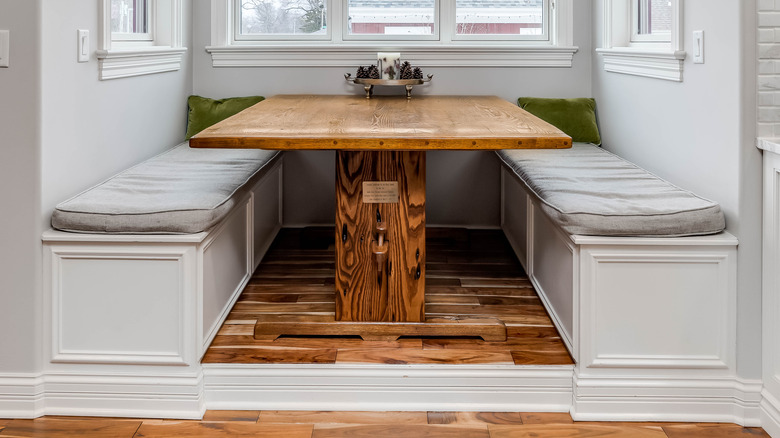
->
[497,143,725,237]
[52,142,280,234]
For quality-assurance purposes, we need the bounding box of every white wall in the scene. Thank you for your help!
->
[0,0,43,374]
[40,1,194,219]
[592,0,761,380]
[191,2,593,227]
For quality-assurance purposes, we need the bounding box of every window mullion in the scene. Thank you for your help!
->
[438,0,452,44]
[333,0,344,43]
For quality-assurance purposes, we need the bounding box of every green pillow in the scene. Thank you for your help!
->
[517,97,600,145]
[185,95,265,140]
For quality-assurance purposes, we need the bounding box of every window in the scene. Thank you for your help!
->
[208,0,577,67]
[111,0,153,42]
[597,0,685,81]
[97,0,187,80]
[631,0,672,43]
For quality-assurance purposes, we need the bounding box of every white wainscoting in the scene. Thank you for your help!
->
[761,140,780,437]
[500,166,755,425]
[22,158,283,419]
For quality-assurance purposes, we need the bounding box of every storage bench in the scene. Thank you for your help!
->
[39,142,283,418]
[498,143,748,423]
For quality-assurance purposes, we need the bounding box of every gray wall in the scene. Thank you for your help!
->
[0,1,193,374]
[191,1,593,227]
[0,0,42,373]
[41,1,194,219]
[591,0,761,379]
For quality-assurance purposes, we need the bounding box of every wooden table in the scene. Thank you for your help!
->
[191,95,571,341]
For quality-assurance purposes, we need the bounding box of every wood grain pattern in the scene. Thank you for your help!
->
[201,411,260,422]
[518,412,575,424]
[257,411,428,424]
[488,424,668,437]
[335,348,515,365]
[189,95,571,151]
[133,422,313,437]
[201,347,337,364]
[312,424,490,438]
[427,412,525,425]
[662,424,771,437]
[335,151,425,322]
[205,227,570,365]
[0,418,142,437]
[0,413,770,437]
[254,314,506,342]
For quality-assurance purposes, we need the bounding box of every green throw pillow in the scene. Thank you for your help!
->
[517,97,601,145]
[185,95,265,140]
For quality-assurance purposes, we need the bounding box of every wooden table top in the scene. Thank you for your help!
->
[190,95,571,151]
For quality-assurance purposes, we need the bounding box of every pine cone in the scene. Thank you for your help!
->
[368,65,380,79]
[356,66,368,78]
[412,67,423,79]
[400,61,413,79]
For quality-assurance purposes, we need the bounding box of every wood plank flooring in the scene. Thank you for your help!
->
[0,412,768,437]
[203,227,573,365]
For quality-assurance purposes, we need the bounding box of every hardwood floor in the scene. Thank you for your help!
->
[0,412,768,437]
[203,227,574,365]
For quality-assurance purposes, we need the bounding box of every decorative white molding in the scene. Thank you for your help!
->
[580,250,736,373]
[596,47,686,82]
[97,47,187,80]
[758,137,780,155]
[572,375,763,426]
[762,147,780,436]
[0,374,45,419]
[599,0,687,81]
[42,372,205,419]
[98,0,186,80]
[761,389,780,437]
[209,0,577,68]
[49,248,191,366]
[203,364,575,412]
[207,45,578,68]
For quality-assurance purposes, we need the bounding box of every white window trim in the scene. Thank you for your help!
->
[207,0,577,68]
[596,0,686,82]
[97,0,187,80]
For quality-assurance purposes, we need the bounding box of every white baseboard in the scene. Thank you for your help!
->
[762,389,780,437]
[203,364,574,412]
[572,375,763,426]
[43,372,205,419]
[0,372,205,419]
[0,374,45,419]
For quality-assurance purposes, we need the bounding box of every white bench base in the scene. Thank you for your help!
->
[500,166,761,425]
[35,157,282,419]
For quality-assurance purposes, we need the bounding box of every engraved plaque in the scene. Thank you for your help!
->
[363,181,399,204]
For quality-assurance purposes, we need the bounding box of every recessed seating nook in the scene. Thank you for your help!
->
[40,95,738,421]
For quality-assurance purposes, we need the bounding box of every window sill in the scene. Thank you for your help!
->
[596,47,687,82]
[206,45,579,68]
[96,47,188,80]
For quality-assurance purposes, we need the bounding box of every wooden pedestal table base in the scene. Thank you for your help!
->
[254,314,507,342]
[253,149,507,342]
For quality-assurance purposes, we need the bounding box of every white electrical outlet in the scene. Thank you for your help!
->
[693,30,704,64]
[0,30,9,68]
[77,29,89,63]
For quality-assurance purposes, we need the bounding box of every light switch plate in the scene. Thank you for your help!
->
[693,30,704,64]
[77,29,89,63]
[0,30,9,68]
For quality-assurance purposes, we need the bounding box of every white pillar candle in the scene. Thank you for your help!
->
[377,52,401,80]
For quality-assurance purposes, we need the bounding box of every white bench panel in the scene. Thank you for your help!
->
[202,197,252,346]
[50,245,194,366]
[530,201,575,353]
[252,160,282,269]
